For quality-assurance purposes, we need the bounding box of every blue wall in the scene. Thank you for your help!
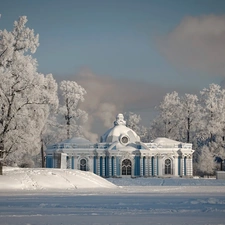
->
[105,156,109,177]
[178,156,181,176]
[46,155,53,168]
[143,157,146,176]
[111,157,114,176]
[100,157,103,176]
[134,156,140,176]
[72,156,74,169]
[116,157,120,176]
[184,157,187,176]
[151,157,154,176]
[93,156,97,174]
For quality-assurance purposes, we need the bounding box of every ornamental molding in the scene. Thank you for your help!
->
[121,152,133,160]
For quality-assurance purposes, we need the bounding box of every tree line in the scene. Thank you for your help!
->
[127,86,225,175]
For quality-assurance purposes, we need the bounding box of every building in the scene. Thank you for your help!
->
[46,114,195,177]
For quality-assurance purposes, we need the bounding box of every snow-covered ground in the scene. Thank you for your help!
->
[0,167,116,191]
[1,167,225,225]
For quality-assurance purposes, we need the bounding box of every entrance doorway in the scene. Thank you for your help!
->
[80,159,87,171]
[122,159,132,175]
[165,159,172,175]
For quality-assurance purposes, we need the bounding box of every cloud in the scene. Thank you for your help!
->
[57,69,197,141]
[158,15,225,76]
[69,69,176,140]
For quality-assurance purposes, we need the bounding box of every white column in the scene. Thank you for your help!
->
[148,157,152,177]
[154,157,157,176]
[53,153,56,168]
[132,157,135,177]
[68,156,72,169]
[140,156,143,177]
[182,157,185,176]
[94,156,97,174]
[114,157,117,176]
[157,156,160,176]
[89,156,93,172]
[145,157,148,176]
[102,156,105,177]
[186,157,193,176]
[97,157,101,175]
[109,156,112,177]
[173,157,178,176]
[190,157,193,176]
[75,156,78,170]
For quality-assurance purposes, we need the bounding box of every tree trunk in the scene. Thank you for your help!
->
[67,122,70,139]
[0,141,4,175]
[41,139,45,168]
[66,98,71,140]
[0,162,2,175]
[187,116,190,143]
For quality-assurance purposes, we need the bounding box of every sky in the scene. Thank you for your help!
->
[1,0,225,139]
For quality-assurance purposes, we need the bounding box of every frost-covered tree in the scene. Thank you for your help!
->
[150,84,225,175]
[200,84,225,143]
[125,112,149,142]
[125,112,141,133]
[58,80,88,139]
[179,94,202,143]
[152,91,181,140]
[0,16,58,168]
[195,84,225,173]
[197,145,216,175]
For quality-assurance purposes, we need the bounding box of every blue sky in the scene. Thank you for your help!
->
[1,0,225,136]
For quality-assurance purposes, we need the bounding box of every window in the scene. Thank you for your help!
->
[120,135,129,145]
[122,159,132,175]
[165,159,172,175]
[80,159,87,171]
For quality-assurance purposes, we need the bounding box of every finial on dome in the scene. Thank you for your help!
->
[114,113,126,126]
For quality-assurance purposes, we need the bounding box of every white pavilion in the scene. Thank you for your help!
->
[46,114,195,177]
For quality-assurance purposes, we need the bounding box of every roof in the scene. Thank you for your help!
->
[100,114,140,143]
[59,137,93,145]
[47,137,94,150]
[153,138,181,145]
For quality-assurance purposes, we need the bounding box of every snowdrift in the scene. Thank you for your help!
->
[0,167,116,191]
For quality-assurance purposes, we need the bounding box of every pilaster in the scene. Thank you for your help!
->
[145,157,149,176]
[173,156,178,176]
[102,156,105,177]
[186,157,193,176]
[148,157,152,176]
[97,157,101,175]
[114,156,117,176]
[109,156,112,177]
[182,157,185,176]
[154,157,157,176]
[140,156,143,177]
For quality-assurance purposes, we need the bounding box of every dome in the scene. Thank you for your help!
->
[100,113,140,144]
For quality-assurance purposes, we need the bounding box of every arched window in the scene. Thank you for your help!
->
[80,159,87,171]
[165,159,172,175]
[122,159,132,175]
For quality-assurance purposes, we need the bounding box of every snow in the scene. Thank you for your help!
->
[107,177,225,187]
[0,167,116,191]
[59,137,93,144]
[153,137,181,144]
[1,167,225,225]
